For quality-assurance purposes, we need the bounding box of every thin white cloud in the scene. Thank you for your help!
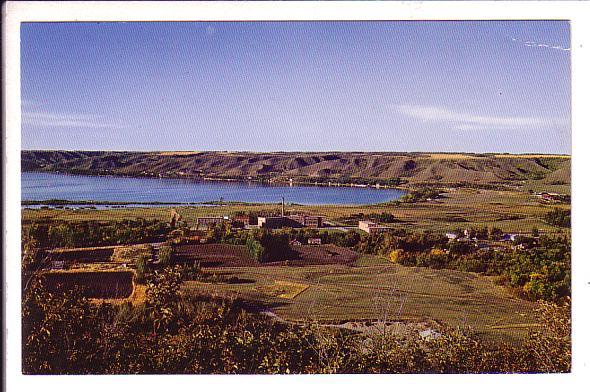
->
[205,25,216,36]
[394,104,567,131]
[510,37,570,52]
[22,110,124,129]
[21,99,38,107]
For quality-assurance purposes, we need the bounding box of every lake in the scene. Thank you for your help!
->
[21,172,405,206]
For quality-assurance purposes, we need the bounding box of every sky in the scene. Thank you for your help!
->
[21,21,571,153]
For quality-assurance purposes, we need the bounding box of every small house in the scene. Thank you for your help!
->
[501,233,518,242]
[445,233,458,240]
[308,238,322,245]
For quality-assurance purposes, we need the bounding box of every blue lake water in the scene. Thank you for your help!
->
[21,172,405,206]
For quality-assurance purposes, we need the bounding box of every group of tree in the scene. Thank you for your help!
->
[399,187,442,203]
[22,218,170,249]
[22,266,571,374]
[544,208,571,228]
[387,235,570,302]
[295,175,406,187]
[339,212,397,225]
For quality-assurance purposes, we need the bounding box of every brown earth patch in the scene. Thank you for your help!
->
[42,270,134,299]
[174,244,258,267]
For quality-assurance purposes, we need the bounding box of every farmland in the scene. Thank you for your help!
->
[42,270,134,299]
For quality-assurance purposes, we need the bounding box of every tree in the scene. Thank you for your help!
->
[489,227,503,241]
[526,298,571,372]
[135,254,149,284]
[158,245,173,267]
[22,277,106,374]
[544,208,570,228]
[389,249,404,263]
[146,266,183,333]
[246,237,264,261]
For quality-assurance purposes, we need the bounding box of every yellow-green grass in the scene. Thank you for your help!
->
[111,244,152,264]
[493,154,570,159]
[419,153,486,160]
[182,255,539,344]
[91,283,147,307]
[255,280,310,299]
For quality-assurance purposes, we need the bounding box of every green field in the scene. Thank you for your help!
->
[182,255,538,344]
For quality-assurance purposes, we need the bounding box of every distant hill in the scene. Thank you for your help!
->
[21,150,570,188]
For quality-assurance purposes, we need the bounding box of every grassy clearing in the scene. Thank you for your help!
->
[494,154,570,159]
[420,153,485,160]
[157,151,201,155]
[255,280,310,299]
[91,283,147,306]
[182,255,538,344]
[111,244,152,264]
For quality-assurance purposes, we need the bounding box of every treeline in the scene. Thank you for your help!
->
[339,212,397,225]
[545,208,571,228]
[293,175,406,187]
[22,267,570,374]
[356,229,570,302]
[388,236,570,302]
[22,219,170,249]
[399,187,442,203]
[203,224,363,251]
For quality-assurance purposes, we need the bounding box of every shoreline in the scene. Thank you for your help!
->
[22,170,408,190]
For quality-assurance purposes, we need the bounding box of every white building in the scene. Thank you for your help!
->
[358,220,390,234]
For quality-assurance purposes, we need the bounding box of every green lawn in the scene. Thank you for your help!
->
[182,255,539,344]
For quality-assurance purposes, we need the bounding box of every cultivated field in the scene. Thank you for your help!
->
[174,243,358,267]
[48,246,115,262]
[43,270,135,299]
[183,255,539,344]
[286,244,358,266]
[174,244,257,267]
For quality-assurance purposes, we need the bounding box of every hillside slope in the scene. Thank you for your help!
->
[21,150,571,188]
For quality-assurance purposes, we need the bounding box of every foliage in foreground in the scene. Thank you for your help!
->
[23,268,570,375]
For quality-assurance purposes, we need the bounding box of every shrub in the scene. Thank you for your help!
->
[158,245,173,266]
[135,254,148,284]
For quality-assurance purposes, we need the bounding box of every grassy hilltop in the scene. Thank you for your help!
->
[22,150,570,192]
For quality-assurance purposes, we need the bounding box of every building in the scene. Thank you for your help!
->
[358,220,391,234]
[257,216,286,229]
[287,214,323,228]
[197,216,228,227]
[308,238,322,245]
[445,233,458,240]
[538,192,561,202]
[50,260,66,270]
[257,214,324,229]
[501,233,519,242]
[232,215,251,226]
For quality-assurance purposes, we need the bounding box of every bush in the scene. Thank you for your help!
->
[135,254,148,284]
[158,245,173,266]
[544,208,571,228]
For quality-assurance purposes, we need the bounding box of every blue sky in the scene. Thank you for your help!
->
[21,21,571,153]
